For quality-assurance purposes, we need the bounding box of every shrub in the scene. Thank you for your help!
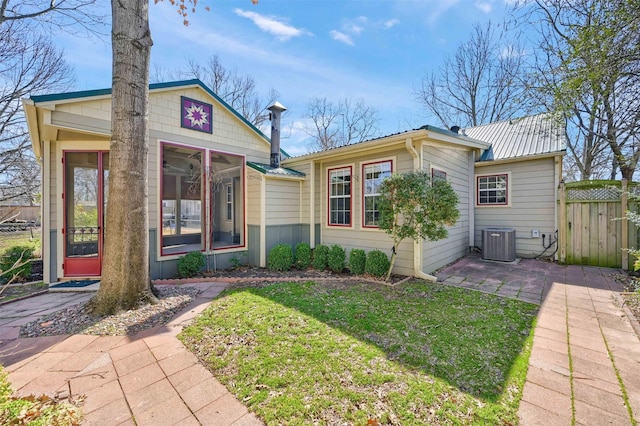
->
[268,244,293,271]
[365,250,390,278]
[328,245,346,273]
[294,242,311,270]
[177,251,205,278]
[229,252,247,269]
[0,245,35,283]
[349,249,366,275]
[312,244,329,270]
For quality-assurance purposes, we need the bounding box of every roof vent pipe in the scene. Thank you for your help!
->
[450,125,460,134]
[267,101,287,168]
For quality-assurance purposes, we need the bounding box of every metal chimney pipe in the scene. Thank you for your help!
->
[267,101,287,168]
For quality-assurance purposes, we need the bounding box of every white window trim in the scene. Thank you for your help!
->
[225,183,233,222]
[475,171,512,207]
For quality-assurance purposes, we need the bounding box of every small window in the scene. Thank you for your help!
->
[477,174,508,205]
[432,169,447,182]
[328,167,351,226]
[225,184,233,222]
[363,160,392,227]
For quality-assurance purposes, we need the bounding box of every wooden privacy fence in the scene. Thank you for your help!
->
[558,180,638,270]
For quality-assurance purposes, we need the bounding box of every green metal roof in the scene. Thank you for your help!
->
[246,161,305,177]
[29,79,290,158]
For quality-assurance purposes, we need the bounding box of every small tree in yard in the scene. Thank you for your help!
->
[378,171,459,281]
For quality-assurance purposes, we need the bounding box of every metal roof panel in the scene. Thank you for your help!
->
[464,114,566,160]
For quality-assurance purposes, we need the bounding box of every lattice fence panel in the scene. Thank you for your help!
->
[566,187,621,201]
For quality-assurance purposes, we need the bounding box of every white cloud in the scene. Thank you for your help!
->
[330,30,354,46]
[343,16,368,35]
[474,1,493,13]
[234,9,310,41]
[423,0,459,24]
[346,22,364,35]
[384,19,400,29]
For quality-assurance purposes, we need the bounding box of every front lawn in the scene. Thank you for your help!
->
[179,280,537,425]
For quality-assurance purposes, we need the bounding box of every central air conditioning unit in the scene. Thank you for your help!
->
[482,228,516,261]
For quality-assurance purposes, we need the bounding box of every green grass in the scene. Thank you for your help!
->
[0,365,82,425]
[179,280,537,425]
[0,231,41,258]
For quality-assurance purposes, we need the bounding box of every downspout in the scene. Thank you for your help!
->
[309,160,315,248]
[469,150,476,249]
[43,139,51,284]
[259,175,266,267]
[405,137,437,282]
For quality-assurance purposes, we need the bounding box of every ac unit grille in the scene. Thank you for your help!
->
[481,228,516,261]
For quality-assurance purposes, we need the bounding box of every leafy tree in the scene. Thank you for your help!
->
[522,0,640,180]
[414,21,528,128]
[378,171,459,281]
[304,96,380,151]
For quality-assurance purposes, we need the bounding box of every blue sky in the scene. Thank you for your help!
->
[56,0,516,156]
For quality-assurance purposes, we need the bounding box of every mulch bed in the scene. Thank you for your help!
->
[617,274,640,324]
[200,266,411,287]
[0,281,48,304]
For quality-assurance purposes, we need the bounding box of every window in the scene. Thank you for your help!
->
[225,184,233,222]
[160,142,245,256]
[432,169,447,182]
[477,174,508,205]
[161,144,204,255]
[363,160,392,227]
[328,167,351,226]
[211,152,244,249]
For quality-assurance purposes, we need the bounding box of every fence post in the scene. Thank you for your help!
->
[622,179,629,271]
[558,181,566,264]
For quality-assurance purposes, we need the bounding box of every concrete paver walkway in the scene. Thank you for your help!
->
[0,282,262,426]
[1,257,639,425]
[0,292,93,342]
[436,255,640,425]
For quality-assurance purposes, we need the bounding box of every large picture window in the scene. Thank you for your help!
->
[328,167,352,226]
[363,160,392,227]
[161,143,245,256]
[161,144,204,255]
[210,152,244,249]
[477,174,508,205]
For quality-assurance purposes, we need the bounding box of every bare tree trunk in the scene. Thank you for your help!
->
[91,0,155,314]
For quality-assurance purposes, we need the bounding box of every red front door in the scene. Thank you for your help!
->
[63,151,109,277]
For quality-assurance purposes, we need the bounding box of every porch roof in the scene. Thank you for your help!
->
[247,162,306,178]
